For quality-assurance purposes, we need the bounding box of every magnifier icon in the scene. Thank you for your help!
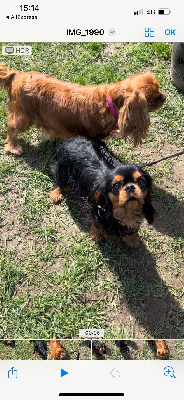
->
[163,366,176,379]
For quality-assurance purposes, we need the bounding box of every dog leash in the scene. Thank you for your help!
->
[99,141,184,168]
[140,149,184,168]
[106,96,184,163]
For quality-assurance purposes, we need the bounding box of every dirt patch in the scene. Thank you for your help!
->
[104,43,117,58]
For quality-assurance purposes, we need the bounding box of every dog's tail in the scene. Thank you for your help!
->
[0,64,16,90]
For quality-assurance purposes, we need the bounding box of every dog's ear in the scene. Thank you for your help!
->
[143,190,155,224]
[89,189,107,207]
[118,90,150,146]
[0,65,16,89]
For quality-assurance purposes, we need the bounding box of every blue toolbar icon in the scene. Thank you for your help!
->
[163,366,176,379]
[8,367,18,379]
[60,369,68,378]
[145,27,155,37]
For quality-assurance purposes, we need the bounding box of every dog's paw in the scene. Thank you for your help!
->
[89,223,105,242]
[49,187,64,204]
[4,144,23,155]
[122,233,140,247]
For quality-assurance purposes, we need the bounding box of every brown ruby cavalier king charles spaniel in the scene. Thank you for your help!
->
[0,64,165,155]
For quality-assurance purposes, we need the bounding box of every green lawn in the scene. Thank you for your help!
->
[0,43,183,339]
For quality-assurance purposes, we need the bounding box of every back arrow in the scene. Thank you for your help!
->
[110,368,121,378]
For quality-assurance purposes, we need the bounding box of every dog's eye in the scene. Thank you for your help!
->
[149,98,156,105]
[149,95,162,104]
[112,182,121,193]
[138,177,147,190]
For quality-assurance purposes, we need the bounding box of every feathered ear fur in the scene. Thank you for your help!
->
[0,64,16,89]
[118,90,150,146]
[89,188,113,215]
[143,190,155,224]
[89,189,107,207]
[89,189,115,232]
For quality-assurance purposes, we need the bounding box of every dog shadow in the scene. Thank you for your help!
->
[152,187,184,240]
[127,340,139,351]
[118,350,133,360]
[116,342,133,360]
[62,193,184,338]
[18,139,58,177]
[99,237,183,338]
[19,141,184,338]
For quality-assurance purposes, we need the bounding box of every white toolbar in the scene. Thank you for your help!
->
[0,360,183,400]
[0,0,183,42]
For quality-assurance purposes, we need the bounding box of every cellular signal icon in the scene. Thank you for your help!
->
[134,9,143,15]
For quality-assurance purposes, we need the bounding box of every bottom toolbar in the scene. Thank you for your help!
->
[0,360,183,400]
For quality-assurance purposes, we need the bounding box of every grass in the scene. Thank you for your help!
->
[0,42,183,339]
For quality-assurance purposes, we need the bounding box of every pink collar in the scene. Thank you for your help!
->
[107,96,118,119]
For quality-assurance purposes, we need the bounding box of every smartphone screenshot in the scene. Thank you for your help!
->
[0,1,183,399]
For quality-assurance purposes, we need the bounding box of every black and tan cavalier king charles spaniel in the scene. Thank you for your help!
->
[50,137,155,247]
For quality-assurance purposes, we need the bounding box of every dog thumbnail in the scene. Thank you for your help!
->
[115,340,128,351]
[47,340,66,360]
[155,340,169,359]
[50,137,155,247]
[33,340,47,360]
[92,340,106,357]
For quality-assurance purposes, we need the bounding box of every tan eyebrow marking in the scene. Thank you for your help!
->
[114,174,124,182]
[132,171,141,180]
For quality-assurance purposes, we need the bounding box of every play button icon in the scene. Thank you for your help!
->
[60,369,68,378]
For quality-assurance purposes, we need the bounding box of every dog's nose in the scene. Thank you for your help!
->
[162,95,166,102]
[125,184,135,193]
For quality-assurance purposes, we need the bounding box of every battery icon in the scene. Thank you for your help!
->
[158,8,171,15]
